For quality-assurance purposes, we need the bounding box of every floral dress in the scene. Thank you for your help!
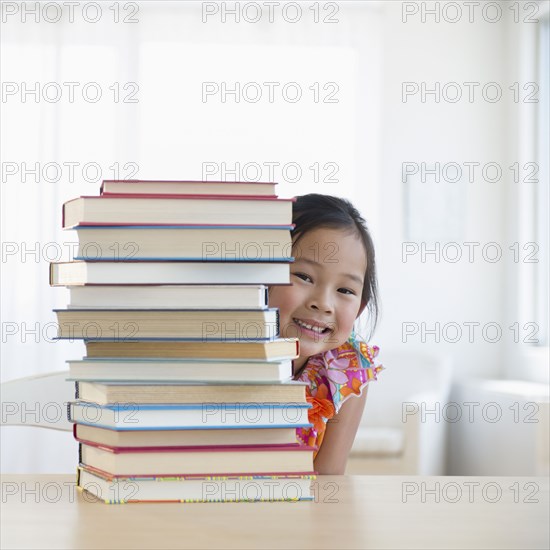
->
[295,331,384,458]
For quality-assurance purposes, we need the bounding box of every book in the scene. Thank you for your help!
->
[77,466,316,503]
[63,196,294,228]
[85,338,299,360]
[68,358,294,383]
[50,261,291,285]
[54,308,279,341]
[73,423,301,448]
[78,441,316,477]
[67,285,269,309]
[100,180,278,197]
[68,401,312,430]
[70,226,293,261]
[75,380,307,404]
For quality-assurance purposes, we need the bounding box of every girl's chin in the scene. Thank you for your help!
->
[298,342,327,360]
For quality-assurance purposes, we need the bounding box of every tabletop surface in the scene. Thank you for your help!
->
[1,474,548,550]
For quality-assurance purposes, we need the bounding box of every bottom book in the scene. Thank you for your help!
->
[77,466,317,503]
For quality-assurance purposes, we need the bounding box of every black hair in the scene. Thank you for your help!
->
[290,193,379,339]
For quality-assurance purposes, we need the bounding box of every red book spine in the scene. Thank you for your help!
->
[70,222,295,228]
[70,195,295,201]
[102,180,278,185]
[78,439,316,454]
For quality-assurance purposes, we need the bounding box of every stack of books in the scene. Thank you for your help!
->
[51,180,317,503]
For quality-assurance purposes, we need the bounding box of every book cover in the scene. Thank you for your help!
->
[84,338,299,360]
[100,180,278,198]
[78,440,317,476]
[67,285,269,309]
[54,308,279,341]
[72,423,305,448]
[50,260,292,286]
[68,401,312,430]
[74,379,306,404]
[69,225,293,262]
[77,465,317,503]
[62,195,295,228]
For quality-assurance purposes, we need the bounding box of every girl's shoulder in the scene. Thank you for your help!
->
[298,331,384,415]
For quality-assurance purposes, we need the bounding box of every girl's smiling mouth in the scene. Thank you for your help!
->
[293,317,332,335]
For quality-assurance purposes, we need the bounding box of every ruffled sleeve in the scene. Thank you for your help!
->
[321,330,384,415]
[295,331,384,453]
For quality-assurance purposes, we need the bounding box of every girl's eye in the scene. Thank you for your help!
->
[338,288,355,295]
[293,272,312,283]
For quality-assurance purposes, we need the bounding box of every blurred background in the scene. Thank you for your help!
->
[1,0,548,475]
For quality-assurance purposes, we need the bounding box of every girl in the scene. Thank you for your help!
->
[268,194,384,474]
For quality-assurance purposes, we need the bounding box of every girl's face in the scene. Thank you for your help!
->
[268,227,368,370]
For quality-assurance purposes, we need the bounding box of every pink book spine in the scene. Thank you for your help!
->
[78,439,316,454]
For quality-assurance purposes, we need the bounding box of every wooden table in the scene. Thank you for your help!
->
[1,475,548,549]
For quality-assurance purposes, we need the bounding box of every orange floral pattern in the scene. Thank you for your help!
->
[296,331,384,458]
[305,383,335,437]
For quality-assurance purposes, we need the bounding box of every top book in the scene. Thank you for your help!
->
[100,180,277,197]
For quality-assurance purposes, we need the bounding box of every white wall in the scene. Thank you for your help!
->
[372,2,549,475]
[375,1,508,378]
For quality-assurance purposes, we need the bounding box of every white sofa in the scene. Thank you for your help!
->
[347,350,453,475]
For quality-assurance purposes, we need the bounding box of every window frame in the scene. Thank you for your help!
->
[513,1,550,384]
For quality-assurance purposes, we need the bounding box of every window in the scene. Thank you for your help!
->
[534,12,549,347]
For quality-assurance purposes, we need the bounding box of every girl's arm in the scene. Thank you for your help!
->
[313,386,369,474]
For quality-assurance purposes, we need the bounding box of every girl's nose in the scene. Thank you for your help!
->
[307,288,333,314]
